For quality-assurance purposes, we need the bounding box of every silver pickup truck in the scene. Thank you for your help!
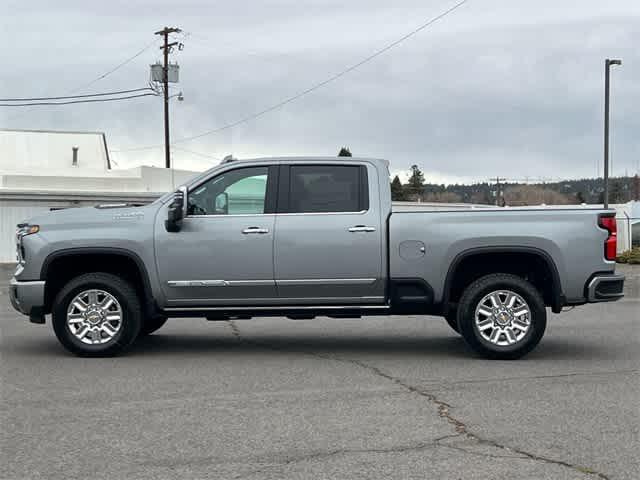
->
[10,157,624,359]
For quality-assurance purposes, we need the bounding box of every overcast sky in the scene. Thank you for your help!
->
[1,0,638,184]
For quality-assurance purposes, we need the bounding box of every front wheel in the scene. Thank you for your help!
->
[52,273,142,357]
[457,274,546,360]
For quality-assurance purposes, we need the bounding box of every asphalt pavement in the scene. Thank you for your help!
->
[1,265,638,480]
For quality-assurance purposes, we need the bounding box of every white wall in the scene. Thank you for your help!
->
[0,129,108,174]
[1,166,199,193]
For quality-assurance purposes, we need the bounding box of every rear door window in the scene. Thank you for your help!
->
[288,165,366,213]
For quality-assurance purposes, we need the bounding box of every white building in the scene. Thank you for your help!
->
[0,128,202,262]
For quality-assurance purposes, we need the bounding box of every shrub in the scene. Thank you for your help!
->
[617,247,640,264]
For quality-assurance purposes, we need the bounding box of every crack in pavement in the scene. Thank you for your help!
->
[231,434,464,480]
[426,369,639,387]
[227,320,611,480]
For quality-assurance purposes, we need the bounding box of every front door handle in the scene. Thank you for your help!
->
[242,226,269,234]
[348,225,376,232]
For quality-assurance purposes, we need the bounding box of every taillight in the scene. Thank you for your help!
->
[598,215,617,261]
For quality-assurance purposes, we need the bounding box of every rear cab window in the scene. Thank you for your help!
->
[284,164,369,213]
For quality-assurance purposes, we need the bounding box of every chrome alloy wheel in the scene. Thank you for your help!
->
[66,289,123,345]
[474,290,531,346]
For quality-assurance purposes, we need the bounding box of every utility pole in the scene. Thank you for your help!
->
[494,176,506,206]
[155,26,181,169]
[603,58,622,208]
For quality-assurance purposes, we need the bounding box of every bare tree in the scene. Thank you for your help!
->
[503,185,572,206]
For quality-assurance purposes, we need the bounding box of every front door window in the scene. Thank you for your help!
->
[187,166,268,215]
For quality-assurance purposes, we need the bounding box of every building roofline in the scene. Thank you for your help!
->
[0,128,106,136]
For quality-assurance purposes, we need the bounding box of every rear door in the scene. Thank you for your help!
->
[273,162,384,304]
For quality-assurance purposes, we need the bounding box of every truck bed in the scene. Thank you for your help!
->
[389,206,612,305]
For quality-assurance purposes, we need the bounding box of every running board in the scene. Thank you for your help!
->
[162,304,390,319]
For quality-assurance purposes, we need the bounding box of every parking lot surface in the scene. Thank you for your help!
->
[1,266,638,479]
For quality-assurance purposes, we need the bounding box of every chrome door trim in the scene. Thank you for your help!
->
[276,278,377,286]
[168,280,276,287]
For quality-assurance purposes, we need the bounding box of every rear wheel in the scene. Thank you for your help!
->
[52,273,142,357]
[457,274,546,360]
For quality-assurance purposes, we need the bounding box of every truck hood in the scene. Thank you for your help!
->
[24,203,161,229]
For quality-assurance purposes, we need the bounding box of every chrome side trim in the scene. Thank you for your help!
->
[276,278,377,286]
[164,305,390,312]
[168,280,275,287]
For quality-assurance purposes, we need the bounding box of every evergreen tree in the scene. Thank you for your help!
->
[407,165,425,198]
[390,175,405,201]
[610,181,624,204]
[338,147,352,157]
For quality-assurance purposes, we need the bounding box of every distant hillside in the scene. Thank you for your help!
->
[392,175,640,205]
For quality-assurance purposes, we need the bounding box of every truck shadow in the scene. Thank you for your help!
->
[128,333,613,361]
[130,333,469,357]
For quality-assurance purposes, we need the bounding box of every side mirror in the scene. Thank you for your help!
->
[165,186,187,232]
[214,192,229,215]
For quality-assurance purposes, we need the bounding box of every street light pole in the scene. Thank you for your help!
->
[603,58,622,209]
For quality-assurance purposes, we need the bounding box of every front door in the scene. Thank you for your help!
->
[155,164,278,307]
[273,163,384,304]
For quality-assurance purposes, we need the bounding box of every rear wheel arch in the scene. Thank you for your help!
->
[41,248,155,315]
[443,247,564,314]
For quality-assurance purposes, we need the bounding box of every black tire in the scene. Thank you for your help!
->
[444,310,460,334]
[457,273,546,360]
[52,273,142,357]
[138,316,168,337]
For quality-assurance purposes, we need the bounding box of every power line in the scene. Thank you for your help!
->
[112,0,471,152]
[69,39,160,94]
[5,39,159,123]
[0,93,158,107]
[171,145,220,160]
[0,87,153,102]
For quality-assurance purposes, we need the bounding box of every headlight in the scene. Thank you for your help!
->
[16,224,40,238]
[16,224,39,264]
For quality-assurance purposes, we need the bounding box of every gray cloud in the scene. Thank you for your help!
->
[2,0,639,183]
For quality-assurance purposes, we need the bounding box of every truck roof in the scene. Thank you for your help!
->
[222,156,390,169]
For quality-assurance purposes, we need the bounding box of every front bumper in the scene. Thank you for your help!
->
[586,274,625,302]
[10,278,46,322]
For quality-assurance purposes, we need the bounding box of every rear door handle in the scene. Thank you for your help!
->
[242,227,269,234]
[348,225,376,232]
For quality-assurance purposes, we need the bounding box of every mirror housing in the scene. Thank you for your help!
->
[165,186,187,232]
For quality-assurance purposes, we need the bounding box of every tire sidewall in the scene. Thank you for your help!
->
[52,274,141,356]
[458,275,546,359]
